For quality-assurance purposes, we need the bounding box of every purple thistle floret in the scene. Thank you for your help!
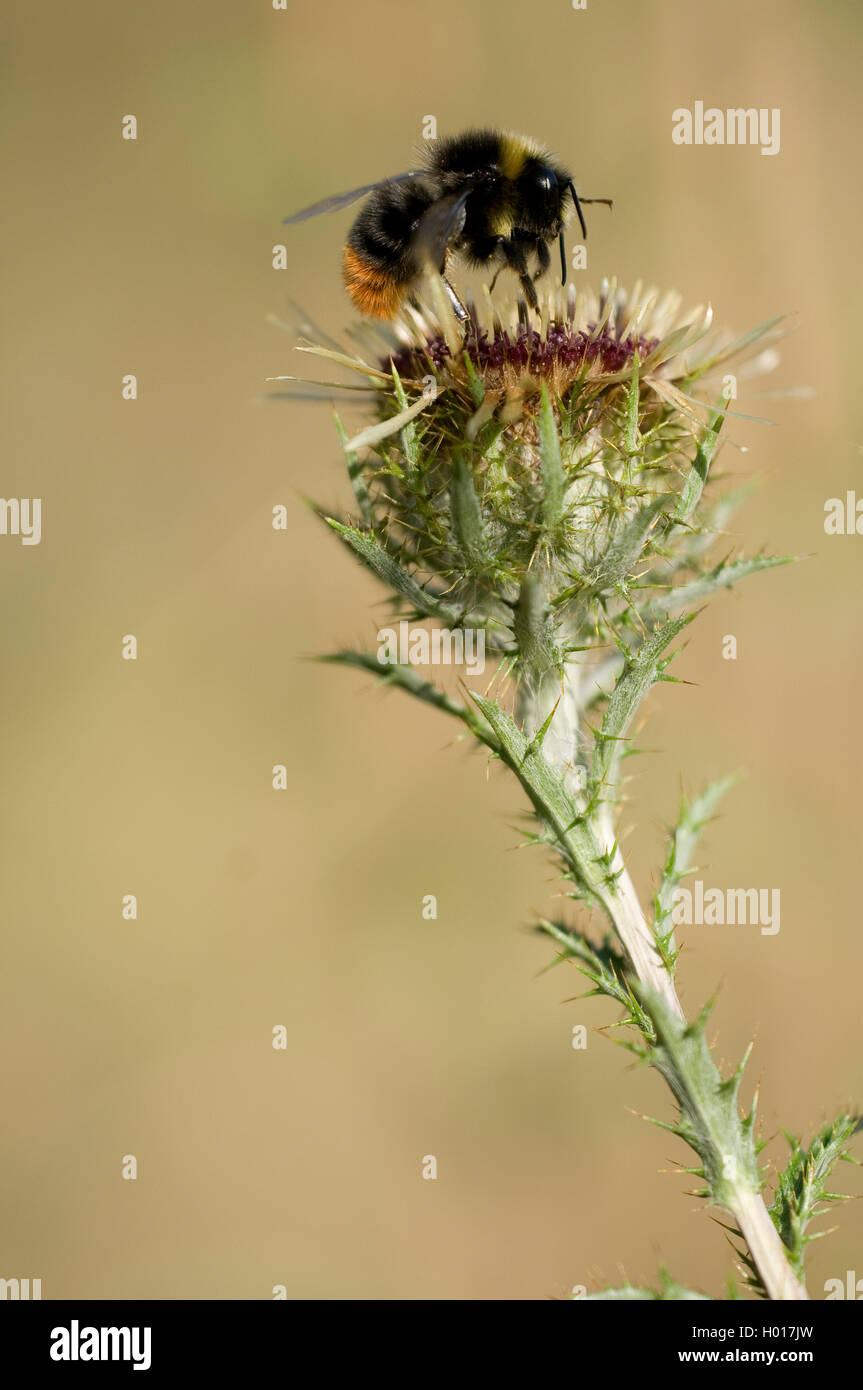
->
[390,324,659,381]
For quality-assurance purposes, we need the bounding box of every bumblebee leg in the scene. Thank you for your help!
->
[519,274,539,312]
[532,239,551,283]
[499,239,539,313]
[441,274,469,324]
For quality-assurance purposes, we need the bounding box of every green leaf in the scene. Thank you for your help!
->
[768,1114,862,1280]
[654,775,739,967]
[468,691,609,910]
[646,554,797,618]
[673,404,724,523]
[586,494,670,598]
[334,412,372,525]
[686,482,757,560]
[450,454,491,573]
[318,650,497,745]
[460,350,486,408]
[591,615,694,803]
[623,346,641,458]
[681,314,788,388]
[638,987,762,1210]
[536,920,655,1040]
[326,519,465,627]
[390,362,420,471]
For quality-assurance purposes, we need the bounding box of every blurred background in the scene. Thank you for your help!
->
[1,0,861,1300]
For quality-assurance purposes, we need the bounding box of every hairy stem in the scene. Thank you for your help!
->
[606,855,684,1020]
[519,666,808,1301]
[518,668,684,1018]
[734,1188,810,1302]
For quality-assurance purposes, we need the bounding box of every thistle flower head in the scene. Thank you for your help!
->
[337,277,778,434]
[280,276,787,721]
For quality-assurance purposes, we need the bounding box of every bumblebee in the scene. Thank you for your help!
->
[284,129,612,321]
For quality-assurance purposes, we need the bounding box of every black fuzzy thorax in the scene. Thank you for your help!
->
[423,129,508,177]
[423,129,574,252]
[345,128,576,296]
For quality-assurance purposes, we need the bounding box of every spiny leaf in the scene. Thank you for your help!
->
[326,519,467,628]
[468,691,608,911]
[460,350,486,407]
[654,775,739,966]
[583,494,670,599]
[450,453,492,574]
[524,699,561,759]
[318,650,497,745]
[536,920,655,1040]
[646,554,797,619]
[623,347,642,458]
[673,403,724,523]
[681,313,789,387]
[591,615,694,802]
[334,412,372,525]
[685,482,756,560]
[636,986,762,1210]
[768,1114,862,1280]
[390,363,421,471]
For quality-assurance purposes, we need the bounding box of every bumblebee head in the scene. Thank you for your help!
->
[515,159,569,235]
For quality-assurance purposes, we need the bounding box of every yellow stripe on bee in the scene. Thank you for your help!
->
[498,130,542,180]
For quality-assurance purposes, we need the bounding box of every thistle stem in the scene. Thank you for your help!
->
[604,855,685,1019]
[732,1188,809,1302]
[518,668,685,1017]
[518,666,808,1301]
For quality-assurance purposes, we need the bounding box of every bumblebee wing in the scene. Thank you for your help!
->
[283,172,423,225]
[412,185,474,268]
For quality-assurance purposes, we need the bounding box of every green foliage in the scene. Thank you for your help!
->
[768,1115,863,1280]
[639,990,762,1209]
[468,690,612,910]
[590,615,693,809]
[450,453,493,574]
[653,776,739,966]
[646,553,797,619]
[536,919,655,1040]
[673,402,725,523]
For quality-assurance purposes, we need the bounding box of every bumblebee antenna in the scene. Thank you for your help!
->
[559,229,567,286]
[567,182,588,241]
[567,184,614,244]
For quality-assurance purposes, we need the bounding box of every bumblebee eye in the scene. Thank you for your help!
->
[521,166,560,215]
[527,169,557,198]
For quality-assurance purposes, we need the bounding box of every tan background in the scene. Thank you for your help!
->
[1,0,861,1299]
